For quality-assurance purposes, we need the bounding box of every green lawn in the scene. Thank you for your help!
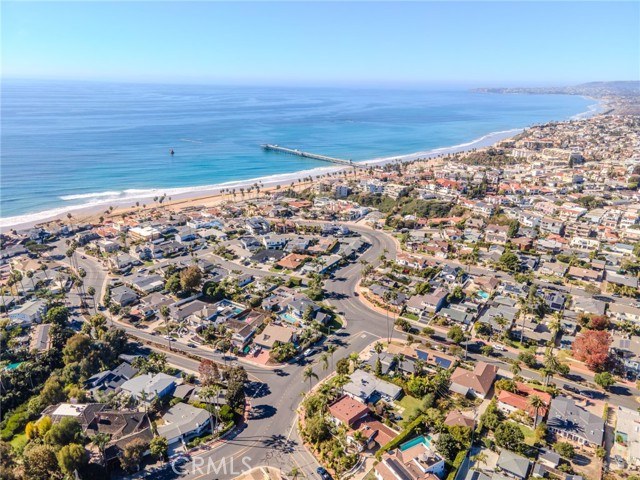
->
[397,395,422,426]
[10,433,28,452]
[517,424,536,446]
[327,317,344,332]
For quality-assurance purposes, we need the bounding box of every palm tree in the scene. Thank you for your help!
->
[352,430,366,451]
[327,344,337,369]
[510,360,522,377]
[12,270,25,297]
[333,374,350,396]
[382,290,397,343]
[87,286,97,313]
[159,305,172,351]
[201,384,221,433]
[528,394,545,429]
[348,352,361,371]
[303,367,318,392]
[26,270,36,291]
[549,312,563,337]
[320,353,329,372]
[543,350,560,386]
[40,263,49,281]
[374,342,384,358]
[471,452,488,470]
[91,433,111,467]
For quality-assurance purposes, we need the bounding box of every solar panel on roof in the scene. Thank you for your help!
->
[416,349,429,360]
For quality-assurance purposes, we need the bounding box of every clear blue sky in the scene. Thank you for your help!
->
[2,1,639,86]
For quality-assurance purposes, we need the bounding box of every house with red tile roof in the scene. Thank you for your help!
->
[496,383,551,425]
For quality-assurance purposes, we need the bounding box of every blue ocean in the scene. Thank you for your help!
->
[0,79,595,226]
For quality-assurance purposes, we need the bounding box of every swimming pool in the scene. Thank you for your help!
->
[477,291,489,299]
[400,434,432,451]
[281,313,299,324]
[4,362,22,371]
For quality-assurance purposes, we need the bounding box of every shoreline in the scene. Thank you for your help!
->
[0,99,603,231]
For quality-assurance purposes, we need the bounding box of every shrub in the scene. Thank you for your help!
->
[0,404,30,441]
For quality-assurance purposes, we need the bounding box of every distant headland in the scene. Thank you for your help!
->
[472,81,640,115]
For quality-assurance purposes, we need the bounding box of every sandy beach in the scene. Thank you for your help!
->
[0,127,528,232]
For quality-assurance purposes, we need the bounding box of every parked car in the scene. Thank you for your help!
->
[303,348,317,358]
[492,344,506,352]
[564,385,580,394]
[169,453,191,467]
[316,467,332,479]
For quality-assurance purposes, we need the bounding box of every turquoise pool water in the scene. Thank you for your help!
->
[281,313,299,324]
[4,362,22,370]
[400,434,432,451]
[477,291,489,299]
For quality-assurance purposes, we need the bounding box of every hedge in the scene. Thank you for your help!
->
[0,404,30,441]
[375,414,424,460]
[446,450,468,480]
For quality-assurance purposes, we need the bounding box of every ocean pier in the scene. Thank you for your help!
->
[262,144,361,167]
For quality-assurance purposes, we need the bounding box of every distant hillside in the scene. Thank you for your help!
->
[472,81,639,98]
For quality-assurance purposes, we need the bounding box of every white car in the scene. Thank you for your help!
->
[492,344,507,352]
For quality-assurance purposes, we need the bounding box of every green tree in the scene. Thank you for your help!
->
[447,286,465,303]
[435,432,460,462]
[150,436,169,462]
[0,441,17,480]
[165,273,181,294]
[494,378,517,393]
[494,422,525,452]
[303,366,318,391]
[554,441,575,459]
[45,306,70,326]
[479,399,503,431]
[120,438,149,472]
[57,443,88,477]
[508,220,520,238]
[320,353,330,372]
[180,265,202,293]
[133,352,167,375]
[225,377,246,410]
[46,417,83,448]
[499,251,520,272]
[594,372,615,390]
[90,433,111,467]
[447,325,465,344]
[375,357,383,376]
[23,444,61,480]
[528,395,545,429]
[304,414,329,443]
[518,351,537,368]
[63,334,92,365]
[39,375,66,408]
[336,357,350,375]
[480,344,494,357]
